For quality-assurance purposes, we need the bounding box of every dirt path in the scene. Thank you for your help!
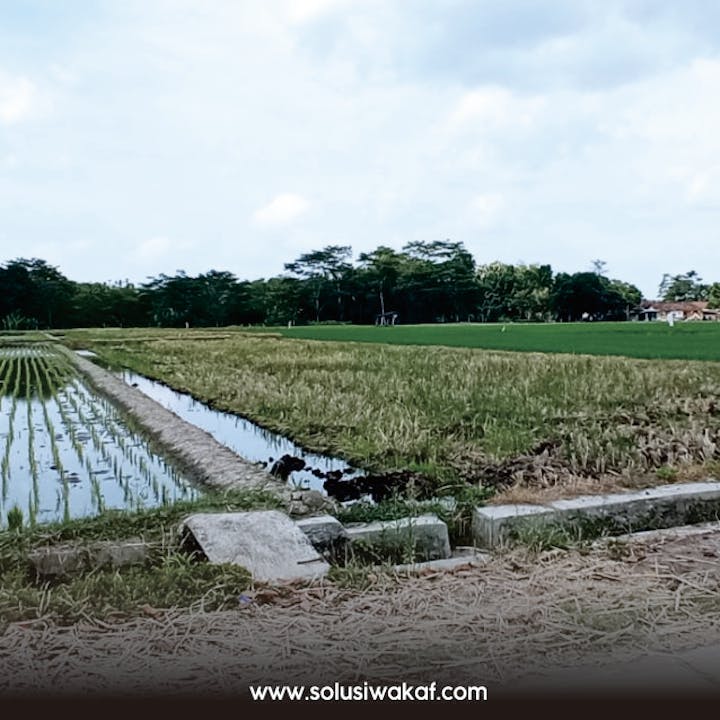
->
[2,525,720,698]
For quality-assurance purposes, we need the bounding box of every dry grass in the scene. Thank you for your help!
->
[493,461,720,504]
[2,529,720,697]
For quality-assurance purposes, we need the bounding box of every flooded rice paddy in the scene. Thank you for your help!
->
[0,346,199,528]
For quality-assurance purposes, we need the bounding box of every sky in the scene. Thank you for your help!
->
[1,0,719,299]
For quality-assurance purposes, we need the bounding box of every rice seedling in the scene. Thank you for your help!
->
[6,504,23,531]
[0,343,199,528]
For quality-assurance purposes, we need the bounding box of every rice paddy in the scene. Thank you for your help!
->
[71,329,720,499]
[0,344,199,528]
[1,328,719,682]
[267,321,720,361]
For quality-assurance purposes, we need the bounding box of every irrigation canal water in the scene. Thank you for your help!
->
[116,369,364,496]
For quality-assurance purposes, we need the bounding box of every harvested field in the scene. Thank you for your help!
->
[2,527,720,697]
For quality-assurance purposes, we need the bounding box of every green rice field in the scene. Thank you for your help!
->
[266,321,720,362]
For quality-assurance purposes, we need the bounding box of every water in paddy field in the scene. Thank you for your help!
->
[117,370,364,495]
[0,346,199,528]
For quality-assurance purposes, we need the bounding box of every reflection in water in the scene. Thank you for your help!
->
[0,347,199,527]
[118,371,363,494]
[0,347,72,400]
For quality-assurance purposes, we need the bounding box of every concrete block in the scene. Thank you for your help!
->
[295,515,349,554]
[472,504,556,548]
[287,490,336,517]
[29,539,150,578]
[598,520,720,546]
[29,545,91,578]
[93,539,149,568]
[473,481,720,548]
[345,514,451,561]
[182,510,330,583]
[550,482,720,526]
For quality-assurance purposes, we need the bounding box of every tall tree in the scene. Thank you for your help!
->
[142,272,195,326]
[476,262,517,322]
[607,279,642,319]
[0,258,74,328]
[509,264,553,321]
[708,282,720,309]
[357,246,405,319]
[284,245,352,322]
[658,270,708,302]
[196,270,240,326]
[550,272,626,321]
[591,259,608,276]
[70,281,147,327]
[400,240,477,322]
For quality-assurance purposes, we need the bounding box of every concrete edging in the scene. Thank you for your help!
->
[472,481,720,548]
[344,514,452,561]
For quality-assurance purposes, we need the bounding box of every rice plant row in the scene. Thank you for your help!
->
[0,345,199,528]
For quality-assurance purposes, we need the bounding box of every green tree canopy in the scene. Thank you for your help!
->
[658,270,708,302]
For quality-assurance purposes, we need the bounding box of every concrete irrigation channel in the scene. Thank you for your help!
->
[65,347,328,514]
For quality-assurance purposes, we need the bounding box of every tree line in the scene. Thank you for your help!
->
[1,243,718,329]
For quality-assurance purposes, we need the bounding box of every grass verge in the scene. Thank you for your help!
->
[0,489,281,630]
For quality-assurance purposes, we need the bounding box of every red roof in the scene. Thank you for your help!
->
[640,300,708,312]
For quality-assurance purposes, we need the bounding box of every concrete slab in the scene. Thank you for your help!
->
[551,481,720,518]
[295,515,349,555]
[473,480,720,548]
[345,514,451,561]
[28,539,150,578]
[28,545,91,578]
[93,540,150,568]
[595,520,720,547]
[182,510,329,583]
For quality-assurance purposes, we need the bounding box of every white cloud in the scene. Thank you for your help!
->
[3,1,720,300]
[0,72,37,125]
[252,193,309,227]
[49,64,80,87]
[468,193,505,228]
[285,0,346,23]
[447,87,545,132]
[687,166,720,206]
[134,236,173,261]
